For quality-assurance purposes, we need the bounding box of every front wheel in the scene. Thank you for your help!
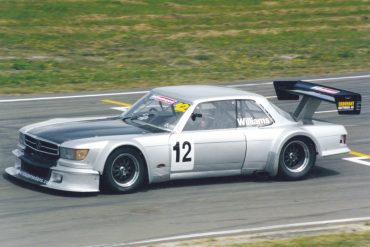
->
[278,137,316,180]
[102,147,146,193]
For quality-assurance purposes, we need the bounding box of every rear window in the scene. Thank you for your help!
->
[269,101,295,121]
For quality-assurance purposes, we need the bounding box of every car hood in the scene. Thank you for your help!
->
[26,117,159,144]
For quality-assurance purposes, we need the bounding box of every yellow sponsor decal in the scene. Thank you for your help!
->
[338,101,354,107]
[175,102,190,112]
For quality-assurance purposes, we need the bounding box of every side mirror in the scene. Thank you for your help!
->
[191,113,202,121]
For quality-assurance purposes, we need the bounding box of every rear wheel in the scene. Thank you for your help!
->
[278,137,316,180]
[103,147,146,193]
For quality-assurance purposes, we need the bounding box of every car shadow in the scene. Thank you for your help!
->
[269,165,340,182]
[143,165,340,192]
[309,165,340,178]
[142,173,274,192]
[3,165,339,196]
[2,173,98,197]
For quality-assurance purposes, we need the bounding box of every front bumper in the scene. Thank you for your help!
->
[5,149,100,193]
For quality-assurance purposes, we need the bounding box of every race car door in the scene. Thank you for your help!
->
[170,100,246,174]
[235,99,276,172]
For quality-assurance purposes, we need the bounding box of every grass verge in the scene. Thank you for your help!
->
[0,0,369,94]
[145,227,370,247]
[225,231,370,247]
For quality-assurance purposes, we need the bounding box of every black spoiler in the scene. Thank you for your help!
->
[273,80,361,115]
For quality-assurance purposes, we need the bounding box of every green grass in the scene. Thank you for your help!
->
[224,230,370,247]
[0,0,369,94]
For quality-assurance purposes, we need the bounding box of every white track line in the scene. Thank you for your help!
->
[228,74,370,87]
[315,110,337,114]
[108,94,337,115]
[263,98,337,114]
[228,82,273,87]
[88,217,370,247]
[1,74,369,103]
[110,107,129,112]
[308,74,370,82]
[343,157,370,167]
[0,91,148,103]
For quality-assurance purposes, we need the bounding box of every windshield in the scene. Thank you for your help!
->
[122,93,191,131]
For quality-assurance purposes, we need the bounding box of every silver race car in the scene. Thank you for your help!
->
[5,81,361,193]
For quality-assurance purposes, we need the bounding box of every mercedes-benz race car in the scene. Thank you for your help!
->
[5,81,362,193]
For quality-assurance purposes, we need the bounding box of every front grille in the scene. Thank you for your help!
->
[24,147,59,166]
[25,135,59,155]
[21,160,51,181]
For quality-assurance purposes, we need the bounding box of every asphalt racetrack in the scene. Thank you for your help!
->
[0,73,370,247]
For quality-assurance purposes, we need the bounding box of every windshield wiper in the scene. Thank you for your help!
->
[122,113,155,123]
[136,121,171,132]
[122,115,139,122]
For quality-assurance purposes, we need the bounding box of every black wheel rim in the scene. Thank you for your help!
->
[282,140,309,173]
[111,153,140,187]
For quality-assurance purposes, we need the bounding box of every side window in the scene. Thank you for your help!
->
[237,100,273,127]
[184,100,236,131]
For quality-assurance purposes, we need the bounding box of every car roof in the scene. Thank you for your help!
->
[152,85,262,102]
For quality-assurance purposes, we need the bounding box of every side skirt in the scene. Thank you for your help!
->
[170,169,241,180]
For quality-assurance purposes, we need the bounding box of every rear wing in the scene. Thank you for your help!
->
[273,80,361,120]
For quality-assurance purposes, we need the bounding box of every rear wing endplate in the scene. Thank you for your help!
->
[273,80,361,120]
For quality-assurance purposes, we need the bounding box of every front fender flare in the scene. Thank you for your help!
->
[95,140,153,184]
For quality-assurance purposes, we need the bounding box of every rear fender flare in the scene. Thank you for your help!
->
[265,130,320,176]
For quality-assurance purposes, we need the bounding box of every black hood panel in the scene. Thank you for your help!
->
[28,117,152,144]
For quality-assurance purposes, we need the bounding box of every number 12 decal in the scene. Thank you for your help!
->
[170,137,194,171]
[173,141,192,162]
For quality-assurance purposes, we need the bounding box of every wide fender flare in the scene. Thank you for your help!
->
[94,140,153,183]
[265,129,321,176]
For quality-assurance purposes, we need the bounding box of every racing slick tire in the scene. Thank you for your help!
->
[103,147,147,193]
[278,137,316,180]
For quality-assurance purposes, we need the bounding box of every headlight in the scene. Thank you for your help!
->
[60,147,89,161]
[19,132,25,146]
